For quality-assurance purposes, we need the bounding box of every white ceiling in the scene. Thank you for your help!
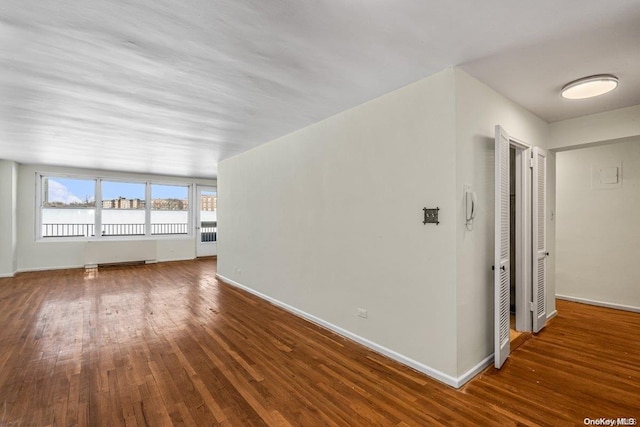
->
[1,0,639,178]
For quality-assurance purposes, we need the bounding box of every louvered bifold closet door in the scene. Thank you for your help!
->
[532,147,547,333]
[494,126,511,369]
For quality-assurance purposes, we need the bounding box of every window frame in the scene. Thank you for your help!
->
[36,172,193,241]
[100,178,147,237]
[150,183,191,236]
[37,174,98,239]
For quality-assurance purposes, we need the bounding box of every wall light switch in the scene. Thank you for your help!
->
[357,308,368,318]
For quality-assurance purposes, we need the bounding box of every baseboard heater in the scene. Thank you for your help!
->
[84,240,157,268]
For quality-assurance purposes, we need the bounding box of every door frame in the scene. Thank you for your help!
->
[531,147,548,332]
[495,125,537,369]
[495,125,511,368]
[509,137,532,333]
[195,185,217,257]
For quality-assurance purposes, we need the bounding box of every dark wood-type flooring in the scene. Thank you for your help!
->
[0,259,638,426]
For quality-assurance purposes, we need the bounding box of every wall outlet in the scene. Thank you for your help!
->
[357,308,368,318]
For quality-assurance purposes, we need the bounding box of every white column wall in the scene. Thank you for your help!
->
[454,69,553,378]
[0,160,18,277]
[217,69,460,382]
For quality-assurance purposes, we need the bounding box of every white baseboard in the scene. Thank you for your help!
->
[456,354,494,387]
[16,257,200,277]
[216,273,487,389]
[17,257,196,274]
[17,264,85,274]
[556,294,640,314]
[0,272,16,278]
[547,309,558,320]
[156,256,194,263]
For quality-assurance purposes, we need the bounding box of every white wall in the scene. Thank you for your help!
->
[556,139,640,311]
[16,164,216,272]
[549,105,640,150]
[0,160,18,277]
[218,68,461,382]
[454,69,554,377]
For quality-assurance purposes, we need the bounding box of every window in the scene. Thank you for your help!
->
[101,181,146,236]
[37,174,193,240]
[41,176,96,238]
[199,190,217,242]
[151,184,189,235]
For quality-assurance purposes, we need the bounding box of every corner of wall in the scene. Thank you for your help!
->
[217,68,461,382]
[451,69,551,378]
[0,160,19,277]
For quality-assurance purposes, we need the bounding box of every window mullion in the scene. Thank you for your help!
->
[145,182,151,236]
[36,173,43,240]
[95,178,102,239]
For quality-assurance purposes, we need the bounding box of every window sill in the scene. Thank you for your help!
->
[36,235,194,243]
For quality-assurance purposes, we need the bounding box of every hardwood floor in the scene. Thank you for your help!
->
[0,260,638,426]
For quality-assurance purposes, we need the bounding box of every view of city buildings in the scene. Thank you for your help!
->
[100,196,216,210]
[201,195,216,211]
[102,197,146,209]
[40,177,217,238]
[44,192,216,212]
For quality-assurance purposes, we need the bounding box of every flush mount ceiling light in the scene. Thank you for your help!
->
[561,74,619,100]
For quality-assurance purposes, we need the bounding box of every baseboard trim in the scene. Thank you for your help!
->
[216,273,481,389]
[16,258,197,274]
[556,294,640,314]
[456,354,494,388]
[17,264,85,274]
[0,272,16,278]
[156,257,194,263]
[547,309,558,320]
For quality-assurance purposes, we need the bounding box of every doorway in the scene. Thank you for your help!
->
[495,125,548,369]
[509,147,519,341]
[509,145,529,346]
[508,143,527,336]
[196,186,217,257]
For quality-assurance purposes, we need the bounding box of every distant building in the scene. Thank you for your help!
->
[151,198,188,210]
[103,197,145,209]
[201,195,216,211]
[99,197,200,210]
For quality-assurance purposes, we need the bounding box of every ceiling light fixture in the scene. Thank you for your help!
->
[561,74,619,100]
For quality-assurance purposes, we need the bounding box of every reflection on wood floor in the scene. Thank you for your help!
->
[0,259,638,425]
[509,314,520,341]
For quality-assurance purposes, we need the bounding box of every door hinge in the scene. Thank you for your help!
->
[529,158,534,168]
[529,301,535,311]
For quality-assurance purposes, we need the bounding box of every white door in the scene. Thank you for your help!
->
[532,147,547,332]
[494,125,511,368]
[196,186,217,257]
